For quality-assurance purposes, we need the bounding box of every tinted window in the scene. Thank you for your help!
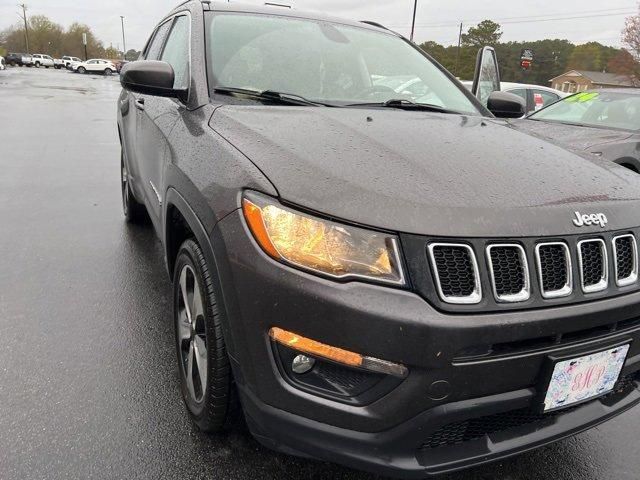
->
[206,13,480,114]
[160,15,190,89]
[506,88,527,102]
[146,20,172,60]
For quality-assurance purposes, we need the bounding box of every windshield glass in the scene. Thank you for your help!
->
[205,12,480,114]
[529,91,640,131]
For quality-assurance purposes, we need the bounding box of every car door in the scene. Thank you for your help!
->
[471,46,501,108]
[135,14,189,228]
[120,20,172,210]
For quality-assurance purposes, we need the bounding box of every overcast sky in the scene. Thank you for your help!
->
[0,0,637,51]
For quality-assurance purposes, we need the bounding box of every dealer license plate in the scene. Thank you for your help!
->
[543,344,630,412]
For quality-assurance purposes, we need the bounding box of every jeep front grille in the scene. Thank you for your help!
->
[536,242,572,299]
[419,232,640,310]
[486,245,530,302]
[578,239,608,293]
[613,234,638,286]
[428,243,481,304]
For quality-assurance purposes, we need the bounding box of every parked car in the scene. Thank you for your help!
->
[461,80,566,114]
[0,56,5,70]
[511,88,640,172]
[55,56,82,69]
[5,53,33,67]
[32,54,55,68]
[118,2,640,477]
[73,58,117,75]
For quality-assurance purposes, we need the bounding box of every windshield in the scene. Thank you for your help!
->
[529,91,640,131]
[205,12,481,114]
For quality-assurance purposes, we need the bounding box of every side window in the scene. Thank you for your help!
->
[145,20,173,60]
[160,16,190,90]
[506,88,527,102]
[533,90,560,111]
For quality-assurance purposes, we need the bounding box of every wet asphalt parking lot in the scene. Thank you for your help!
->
[1,67,639,480]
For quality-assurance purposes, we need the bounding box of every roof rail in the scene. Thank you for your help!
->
[360,20,389,30]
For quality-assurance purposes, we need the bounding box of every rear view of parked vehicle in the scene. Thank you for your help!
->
[6,53,33,67]
[117,2,640,478]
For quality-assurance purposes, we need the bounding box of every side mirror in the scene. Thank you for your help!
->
[486,91,526,118]
[120,60,186,101]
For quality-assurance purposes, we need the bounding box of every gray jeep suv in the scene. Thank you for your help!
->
[117,1,640,477]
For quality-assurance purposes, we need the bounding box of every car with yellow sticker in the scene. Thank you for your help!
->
[511,89,640,172]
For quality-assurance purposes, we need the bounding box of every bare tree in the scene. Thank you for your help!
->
[622,13,640,60]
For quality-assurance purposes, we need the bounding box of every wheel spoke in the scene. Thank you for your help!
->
[193,335,208,394]
[179,267,192,322]
[186,341,196,400]
[191,279,204,320]
[177,310,191,343]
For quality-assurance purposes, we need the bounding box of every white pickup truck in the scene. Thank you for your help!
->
[32,54,55,68]
[54,56,82,69]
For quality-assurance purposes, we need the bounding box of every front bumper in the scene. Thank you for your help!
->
[211,210,640,477]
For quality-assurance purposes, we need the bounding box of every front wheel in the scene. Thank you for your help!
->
[104,68,112,76]
[35,62,40,68]
[77,66,85,74]
[174,239,237,432]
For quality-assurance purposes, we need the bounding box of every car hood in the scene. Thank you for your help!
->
[210,106,640,237]
[508,118,634,151]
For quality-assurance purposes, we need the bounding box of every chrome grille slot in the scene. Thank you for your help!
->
[535,242,572,298]
[428,243,481,304]
[578,239,608,293]
[613,234,638,286]
[486,244,530,302]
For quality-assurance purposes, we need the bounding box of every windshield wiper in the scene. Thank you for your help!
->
[213,87,334,107]
[346,98,459,114]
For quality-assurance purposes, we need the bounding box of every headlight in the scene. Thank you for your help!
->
[242,193,405,285]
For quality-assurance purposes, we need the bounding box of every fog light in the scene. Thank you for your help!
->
[269,327,408,378]
[292,354,315,374]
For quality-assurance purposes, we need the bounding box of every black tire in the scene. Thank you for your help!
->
[35,62,40,68]
[121,151,147,224]
[45,65,49,69]
[104,68,112,76]
[78,66,85,74]
[173,239,237,432]
[10,61,16,67]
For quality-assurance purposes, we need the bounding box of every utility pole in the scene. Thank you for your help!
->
[120,16,126,60]
[410,0,418,42]
[455,22,463,77]
[18,3,29,54]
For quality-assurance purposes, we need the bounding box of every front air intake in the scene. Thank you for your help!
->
[613,234,638,286]
[536,242,572,298]
[486,244,530,302]
[578,239,608,293]
[428,243,481,304]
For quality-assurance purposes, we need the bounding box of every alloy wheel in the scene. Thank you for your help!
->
[177,265,208,403]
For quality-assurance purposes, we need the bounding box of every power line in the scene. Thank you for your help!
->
[387,7,636,29]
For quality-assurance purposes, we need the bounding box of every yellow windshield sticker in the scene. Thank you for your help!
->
[566,92,599,103]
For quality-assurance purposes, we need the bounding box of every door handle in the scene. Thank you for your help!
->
[135,98,145,111]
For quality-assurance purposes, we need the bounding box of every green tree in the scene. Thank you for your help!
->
[461,20,502,48]
[566,42,617,72]
[124,49,141,61]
